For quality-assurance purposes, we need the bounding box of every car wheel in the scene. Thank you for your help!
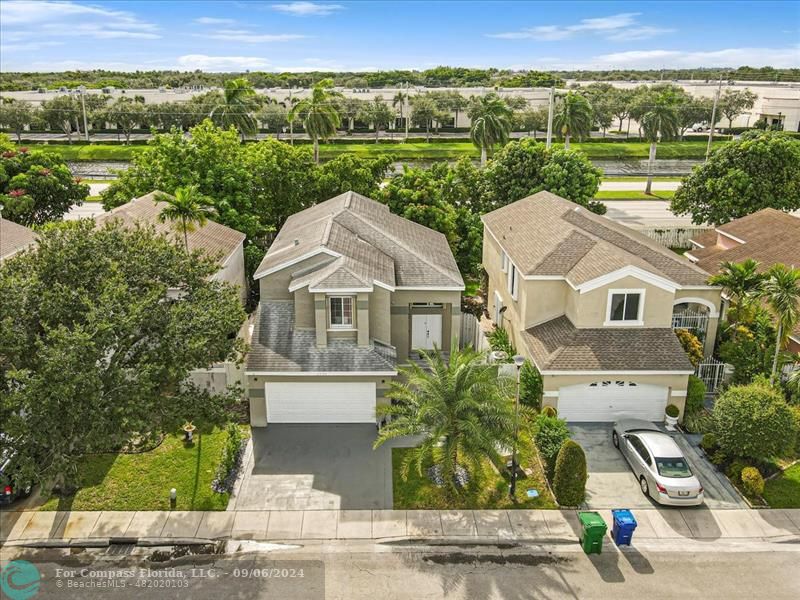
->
[612,431,619,449]
[639,477,649,497]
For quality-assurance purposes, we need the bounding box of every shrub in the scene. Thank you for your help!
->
[487,326,515,360]
[541,406,557,417]
[665,404,680,418]
[212,423,246,493]
[712,381,797,461]
[686,375,707,416]
[711,450,727,466]
[740,466,765,497]
[726,460,747,483]
[683,410,713,434]
[791,406,800,457]
[675,329,704,367]
[520,361,543,409]
[552,440,587,506]
[700,432,718,452]
[534,413,570,481]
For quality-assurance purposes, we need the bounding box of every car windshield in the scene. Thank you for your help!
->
[655,457,693,478]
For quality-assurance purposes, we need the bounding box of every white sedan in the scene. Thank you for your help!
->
[612,419,704,506]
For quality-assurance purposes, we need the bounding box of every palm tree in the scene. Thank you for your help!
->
[708,259,764,311]
[468,93,513,166]
[155,186,217,253]
[289,79,342,163]
[283,94,300,144]
[640,95,680,194]
[210,78,258,141]
[553,92,593,150]
[392,90,407,133]
[761,263,800,384]
[374,347,516,495]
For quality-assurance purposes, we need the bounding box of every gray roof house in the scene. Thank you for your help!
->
[245,191,464,426]
[0,217,37,261]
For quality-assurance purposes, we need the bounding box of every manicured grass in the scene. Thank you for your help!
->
[28,143,144,161]
[602,176,682,183]
[763,463,800,508]
[594,190,676,200]
[40,426,245,511]
[392,429,557,510]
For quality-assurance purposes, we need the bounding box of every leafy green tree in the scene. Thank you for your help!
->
[608,88,634,134]
[520,361,543,409]
[671,131,800,225]
[719,89,758,132]
[257,103,288,139]
[468,93,513,166]
[211,78,258,140]
[374,347,516,495]
[719,307,776,384]
[103,97,145,144]
[712,379,796,460]
[0,147,89,225]
[289,79,342,163]
[514,106,548,137]
[0,221,246,492]
[553,92,593,149]
[0,100,37,143]
[410,94,437,142]
[640,92,680,193]
[761,264,800,383]
[677,96,714,138]
[156,185,217,253]
[40,95,78,143]
[314,154,393,202]
[357,96,394,142]
[553,440,587,506]
[334,97,363,133]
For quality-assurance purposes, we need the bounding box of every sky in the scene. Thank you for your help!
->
[1,0,799,72]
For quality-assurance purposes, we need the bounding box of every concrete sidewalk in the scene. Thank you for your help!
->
[2,508,798,546]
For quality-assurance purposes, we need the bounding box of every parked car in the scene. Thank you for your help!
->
[0,437,33,506]
[612,419,704,506]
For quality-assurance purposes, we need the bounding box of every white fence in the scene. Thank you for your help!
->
[696,356,727,393]
[672,309,709,335]
[635,227,711,249]
[460,313,489,351]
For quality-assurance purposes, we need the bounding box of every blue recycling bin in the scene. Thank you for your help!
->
[611,509,637,546]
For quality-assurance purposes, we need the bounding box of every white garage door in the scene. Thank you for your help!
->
[266,381,376,423]
[557,381,668,422]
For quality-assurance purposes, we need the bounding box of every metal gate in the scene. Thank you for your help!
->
[696,356,726,393]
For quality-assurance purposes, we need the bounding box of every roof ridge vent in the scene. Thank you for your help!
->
[344,191,353,209]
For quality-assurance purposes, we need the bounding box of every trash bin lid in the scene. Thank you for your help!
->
[611,509,637,526]
[578,511,606,529]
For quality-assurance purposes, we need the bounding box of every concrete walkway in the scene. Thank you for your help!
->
[2,508,798,546]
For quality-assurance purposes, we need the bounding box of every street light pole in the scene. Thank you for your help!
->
[509,354,525,500]
[706,77,722,160]
[545,86,555,149]
[79,86,90,143]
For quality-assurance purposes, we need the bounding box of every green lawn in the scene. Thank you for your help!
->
[40,426,244,511]
[22,139,728,163]
[392,430,557,510]
[601,176,682,183]
[594,190,676,200]
[763,463,800,508]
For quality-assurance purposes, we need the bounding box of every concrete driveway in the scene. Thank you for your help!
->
[231,425,397,511]
[569,423,746,510]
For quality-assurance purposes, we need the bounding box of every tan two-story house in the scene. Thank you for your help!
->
[482,191,722,422]
[245,191,464,426]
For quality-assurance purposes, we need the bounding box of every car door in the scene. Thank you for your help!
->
[625,435,652,480]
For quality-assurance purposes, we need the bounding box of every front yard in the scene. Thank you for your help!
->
[763,463,800,508]
[40,426,246,511]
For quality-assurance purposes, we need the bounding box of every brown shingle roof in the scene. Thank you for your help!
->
[482,191,709,287]
[255,191,463,289]
[95,191,245,265]
[0,218,37,259]
[520,316,694,372]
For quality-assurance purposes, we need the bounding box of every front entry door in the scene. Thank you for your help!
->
[412,313,443,350]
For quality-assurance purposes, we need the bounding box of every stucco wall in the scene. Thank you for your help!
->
[390,290,462,362]
[258,255,333,300]
[567,275,675,328]
[294,287,315,329]
[369,286,392,344]
[212,242,248,304]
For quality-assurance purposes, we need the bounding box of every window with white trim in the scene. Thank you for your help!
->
[607,291,642,323]
[501,251,508,273]
[329,296,354,328]
[507,262,518,300]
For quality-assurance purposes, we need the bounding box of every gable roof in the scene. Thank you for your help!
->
[254,191,463,290]
[95,191,245,265]
[689,208,800,274]
[481,191,710,288]
[0,218,37,259]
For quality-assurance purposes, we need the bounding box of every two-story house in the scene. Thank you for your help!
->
[482,191,722,422]
[245,191,464,426]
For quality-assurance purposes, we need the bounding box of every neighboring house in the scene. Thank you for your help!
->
[482,191,721,422]
[686,208,800,353]
[245,191,464,426]
[0,217,37,261]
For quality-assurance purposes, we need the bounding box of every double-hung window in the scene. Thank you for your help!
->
[507,262,518,300]
[606,290,643,325]
[329,296,354,328]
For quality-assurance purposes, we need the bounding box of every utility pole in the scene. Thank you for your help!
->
[288,87,294,145]
[545,86,555,149]
[79,86,89,142]
[404,81,409,141]
[706,77,722,160]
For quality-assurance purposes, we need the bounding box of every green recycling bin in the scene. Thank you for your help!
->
[577,511,607,555]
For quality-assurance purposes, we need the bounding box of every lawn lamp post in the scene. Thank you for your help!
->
[509,354,526,499]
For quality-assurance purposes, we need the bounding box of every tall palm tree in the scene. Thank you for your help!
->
[640,94,680,194]
[155,186,216,253]
[553,92,593,150]
[392,90,407,132]
[289,79,342,163]
[374,347,516,495]
[210,78,258,141]
[468,93,513,166]
[708,259,764,311]
[761,263,800,383]
[283,94,300,144]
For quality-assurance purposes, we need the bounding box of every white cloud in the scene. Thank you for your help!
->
[176,54,272,71]
[199,29,307,43]
[487,12,672,41]
[194,17,236,25]
[271,2,343,16]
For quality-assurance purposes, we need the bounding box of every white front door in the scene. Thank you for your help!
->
[412,313,443,350]
[266,381,376,423]
[557,381,669,422]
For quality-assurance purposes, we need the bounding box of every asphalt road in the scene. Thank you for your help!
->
[3,540,798,600]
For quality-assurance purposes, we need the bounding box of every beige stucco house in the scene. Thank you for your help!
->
[482,191,722,422]
[245,191,464,426]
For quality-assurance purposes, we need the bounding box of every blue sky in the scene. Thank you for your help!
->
[1,1,798,72]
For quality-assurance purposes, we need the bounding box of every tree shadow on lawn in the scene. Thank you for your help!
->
[46,453,118,512]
